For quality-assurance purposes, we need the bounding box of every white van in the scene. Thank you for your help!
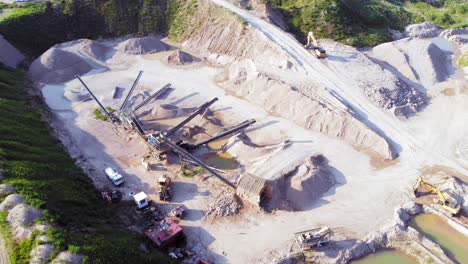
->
[104,167,125,186]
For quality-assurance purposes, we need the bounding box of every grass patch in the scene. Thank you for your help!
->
[0,66,172,263]
[405,0,468,29]
[458,52,468,68]
[92,107,115,121]
[181,164,205,177]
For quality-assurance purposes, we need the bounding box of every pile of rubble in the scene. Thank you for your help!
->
[204,192,243,219]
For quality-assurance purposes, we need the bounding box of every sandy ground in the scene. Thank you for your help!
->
[0,237,9,264]
[32,5,468,263]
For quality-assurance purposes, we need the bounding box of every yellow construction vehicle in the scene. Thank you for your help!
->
[413,176,461,215]
[305,31,326,59]
[158,175,172,201]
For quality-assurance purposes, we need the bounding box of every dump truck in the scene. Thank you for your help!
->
[145,217,184,248]
[294,227,333,250]
[413,176,461,215]
[305,31,326,58]
[158,175,172,201]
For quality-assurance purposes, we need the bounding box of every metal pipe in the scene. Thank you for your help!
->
[164,139,235,188]
[134,83,171,111]
[76,75,112,118]
[120,71,143,111]
[164,97,218,138]
[191,119,256,149]
[131,117,145,135]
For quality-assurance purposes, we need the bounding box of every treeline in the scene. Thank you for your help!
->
[0,0,168,56]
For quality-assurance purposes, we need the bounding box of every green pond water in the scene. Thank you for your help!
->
[202,151,239,170]
[350,250,417,264]
[412,213,468,264]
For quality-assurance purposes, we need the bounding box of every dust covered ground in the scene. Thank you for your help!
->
[29,4,468,262]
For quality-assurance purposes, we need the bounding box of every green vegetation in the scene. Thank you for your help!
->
[0,66,172,263]
[0,0,168,56]
[458,52,468,68]
[406,0,468,29]
[181,164,205,177]
[92,107,115,121]
[267,0,467,47]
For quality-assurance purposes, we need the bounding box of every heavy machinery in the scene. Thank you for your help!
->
[294,227,333,251]
[145,217,184,248]
[76,72,171,127]
[177,119,256,151]
[158,175,172,201]
[305,31,326,59]
[413,176,461,215]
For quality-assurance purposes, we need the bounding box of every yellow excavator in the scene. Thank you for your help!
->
[413,176,461,215]
[305,31,326,59]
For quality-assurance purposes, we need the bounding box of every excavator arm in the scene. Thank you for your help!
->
[306,31,318,48]
[414,176,460,215]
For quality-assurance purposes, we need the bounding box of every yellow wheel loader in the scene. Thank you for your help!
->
[413,176,461,215]
[305,31,326,59]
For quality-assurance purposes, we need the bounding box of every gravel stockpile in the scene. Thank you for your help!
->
[204,192,243,218]
[405,22,441,38]
[116,36,169,55]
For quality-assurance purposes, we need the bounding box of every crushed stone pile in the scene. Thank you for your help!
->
[369,38,451,89]
[79,39,111,61]
[440,27,468,44]
[0,34,24,68]
[204,192,243,218]
[167,50,194,65]
[219,61,394,160]
[64,87,91,102]
[150,104,195,119]
[116,36,169,55]
[0,194,25,211]
[267,155,335,211]
[321,40,426,116]
[7,203,42,241]
[405,22,441,38]
[28,48,93,84]
[0,183,15,196]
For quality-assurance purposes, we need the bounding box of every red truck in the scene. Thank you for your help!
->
[145,217,183,248]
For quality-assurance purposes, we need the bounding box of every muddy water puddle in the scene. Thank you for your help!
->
[201,151,239,170]
[412,213,468,264]
[350,249,417,264]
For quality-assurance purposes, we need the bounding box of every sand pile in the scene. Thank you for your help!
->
[0,184,15,196]
[79,39,111,61]
[64,87,91,102]
[219,63,394,160]
[321,41,426,115]
[0,35,24,68]
[266,155,335,211]
[150,104,195,119]
[30,244,53,264]
[116,36,169,55]
[28,48,93,84]
[0,194,25,211]
[167,50,194,65]
[440,27,468,44]
[369,38,451,89]
[7,203,42,241]
[405,22,441,38]
[204,192,243,219]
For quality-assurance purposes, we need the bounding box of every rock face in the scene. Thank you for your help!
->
[440,27,468,44]
[28,48,93,84]
[0,34,24,68]
[30,244,53,264]
[0,184,15,196]
[368,38,451,89]
[167,50,194,65]
[405,22,442,38]
[321,41,426,115]
[51,251,83,264]
[7,203,43,241]
[219,62,394,160]
[0,194,25,211]
[116,36,169,55]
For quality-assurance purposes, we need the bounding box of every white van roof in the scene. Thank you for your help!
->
[133,192,148,202]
